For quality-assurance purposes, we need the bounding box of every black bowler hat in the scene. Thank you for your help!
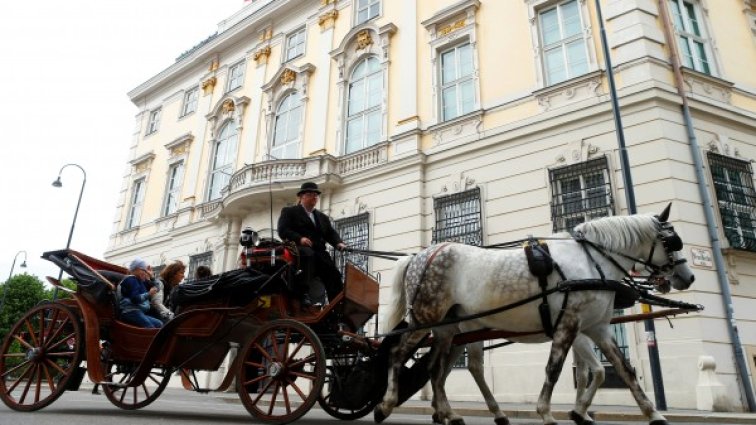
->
[297,182,321,196]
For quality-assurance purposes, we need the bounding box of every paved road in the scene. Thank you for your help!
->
[0,388,740,425]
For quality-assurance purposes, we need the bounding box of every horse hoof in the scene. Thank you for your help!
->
[569,410,594,425]
[374,406,387,424]
[649,421,669,425]
[432,413,443,424]
[494,417,510,425]
[449,419,465,425]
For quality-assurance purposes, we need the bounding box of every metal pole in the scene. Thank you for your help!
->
[1,250,27,313]
[594,0,666,409]
[52,164,87,301]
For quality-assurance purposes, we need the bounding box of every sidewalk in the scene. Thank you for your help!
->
[208,388,756,424]
[391,399,756,424]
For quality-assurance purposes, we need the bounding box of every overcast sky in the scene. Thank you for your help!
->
[0,1,246,283]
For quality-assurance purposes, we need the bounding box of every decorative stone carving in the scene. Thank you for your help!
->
[259,27,273,42]
[280,69,296,85]
[439,19,465,36]
[253,46,271,64]
[221,99,235,114]
[209,58,219,72]
[201,77,217,95]
[356,30,373,50]
[319,10,339,29]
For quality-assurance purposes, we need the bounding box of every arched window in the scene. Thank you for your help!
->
[345,56,382,154]
[208,121,238,200]
[271,92,302,159]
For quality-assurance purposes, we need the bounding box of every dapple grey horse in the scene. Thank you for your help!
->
[376,206,695,425]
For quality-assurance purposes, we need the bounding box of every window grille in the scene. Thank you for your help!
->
[550,157,614,233]
[432,187,483,246]
[187,252,213,282]
[708,152,756,251]
[333,212,369,274]
[452,348,469,369]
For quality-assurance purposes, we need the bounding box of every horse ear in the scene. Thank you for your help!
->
[658,202,672,222]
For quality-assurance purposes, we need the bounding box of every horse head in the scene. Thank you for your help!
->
[653,203,695,292]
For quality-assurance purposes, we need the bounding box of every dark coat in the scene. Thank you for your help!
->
[277,205,343,251]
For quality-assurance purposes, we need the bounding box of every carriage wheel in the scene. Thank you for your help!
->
[317,355,380,420]
[101,351,171,410]
[0,303,83,411]
[237,319,326,424]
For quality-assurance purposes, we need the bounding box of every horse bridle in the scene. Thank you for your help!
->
[574,220,686,283]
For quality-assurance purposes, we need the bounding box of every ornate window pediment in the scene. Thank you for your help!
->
[206,95,250,137]
[164,133,194,159]
[261,63,315,112]
[129,152,156,174]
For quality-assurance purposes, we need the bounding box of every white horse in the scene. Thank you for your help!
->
[375,206,695,425]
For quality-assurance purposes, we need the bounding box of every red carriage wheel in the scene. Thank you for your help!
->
[0,303,83,411]
[237,319,326,424]
[101,347,171,410]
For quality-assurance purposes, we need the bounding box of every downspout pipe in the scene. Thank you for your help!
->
[657,0,756,412]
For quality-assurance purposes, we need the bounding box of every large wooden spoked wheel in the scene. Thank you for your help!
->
[0,303,83,411]
[101,352,171,410]
[317,354,380,420]
[238,319,326,424]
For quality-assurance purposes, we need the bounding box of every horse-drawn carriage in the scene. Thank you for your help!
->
[1,206,702,425]
[0,235,398,424]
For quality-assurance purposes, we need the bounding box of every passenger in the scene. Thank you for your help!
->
[195,265,212,280]
[118,258,162,328]
[277,182,347,307]
[149,260,185,322]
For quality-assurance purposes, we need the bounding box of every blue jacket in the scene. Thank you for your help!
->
[118,275,151,315]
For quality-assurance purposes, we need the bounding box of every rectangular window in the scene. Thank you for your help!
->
[440,42,475,121]
[284,27,306,62]
[333,213,370,274]
[227,61,245,92]
[549,157,614,233]
[126,179,145,229]
[708,152,756,251]
[163,161,184,216]
[181,87,199,117]
[432,187,483,246]
[145,108,161,135]
[187,252,213,282]
[669,0,712,74]
[356,0,380,25]
[539,0,589,85]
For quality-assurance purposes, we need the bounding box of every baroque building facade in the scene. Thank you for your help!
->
[105,0,756,411]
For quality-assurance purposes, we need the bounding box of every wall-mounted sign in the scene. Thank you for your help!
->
[691,247,714,269]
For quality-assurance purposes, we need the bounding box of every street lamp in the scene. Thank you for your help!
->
[51,163,87,300]
[1,250,27,313]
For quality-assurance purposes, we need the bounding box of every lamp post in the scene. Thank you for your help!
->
[51,163,87,300]
[1,250,27,313]
[594,0,666,409]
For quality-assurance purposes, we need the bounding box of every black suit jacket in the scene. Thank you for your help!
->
[277,205,343,252]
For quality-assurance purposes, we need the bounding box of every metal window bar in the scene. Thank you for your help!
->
[707,152,756,251]
[549,157,614,233]
[432,187,483,246]
[332,212,370,274]
[187,252,213,283]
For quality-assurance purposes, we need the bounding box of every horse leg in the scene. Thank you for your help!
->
[428,332,466,425]
[593,332,668,425]
[569,334,603,425]
[375,330,427,423]
[536,320,579,425]
[466,341,509,425]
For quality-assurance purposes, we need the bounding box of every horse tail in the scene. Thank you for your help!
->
[380,255,412,334]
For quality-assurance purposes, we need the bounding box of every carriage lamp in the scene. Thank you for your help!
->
[240,227,260,248]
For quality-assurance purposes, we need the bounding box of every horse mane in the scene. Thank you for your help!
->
[574,214,659,251]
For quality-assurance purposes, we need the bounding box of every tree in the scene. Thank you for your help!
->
[0,274,49,342]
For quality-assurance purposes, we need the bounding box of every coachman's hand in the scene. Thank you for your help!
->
[300,237,313,247]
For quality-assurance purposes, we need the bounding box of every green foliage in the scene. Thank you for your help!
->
[0,274,49,342]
